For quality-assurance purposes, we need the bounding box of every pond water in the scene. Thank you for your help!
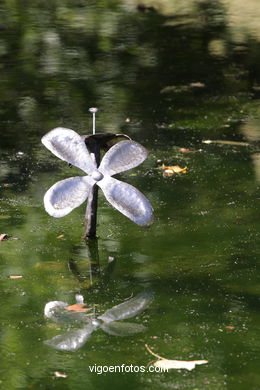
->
[0,1,259,389]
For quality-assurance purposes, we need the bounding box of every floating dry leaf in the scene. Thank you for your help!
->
[145,344,208,371]
[190,82,205,88]
[57,234,64,239]
[162,164,187,177]
[225,325,235,330]
[3,183,13,188]
[202,139,249,146]
[179,148,193,153]
[66,303,90,313]
[9,275,23,279]
[154,358,208,371]
[0,234,9,241]
[54,371,67,378]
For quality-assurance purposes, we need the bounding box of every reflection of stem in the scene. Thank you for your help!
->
[87,239,101,284]
[68,240,101,286]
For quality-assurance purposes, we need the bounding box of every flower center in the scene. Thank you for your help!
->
[91,170,104,181]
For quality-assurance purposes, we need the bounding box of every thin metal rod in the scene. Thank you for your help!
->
[93,112,95,135]
[89,107,98,135]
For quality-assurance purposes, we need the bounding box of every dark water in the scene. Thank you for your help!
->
[0,1,259,389]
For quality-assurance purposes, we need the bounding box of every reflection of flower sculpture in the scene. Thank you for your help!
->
[42,128,153,226]
[44,292,153,351]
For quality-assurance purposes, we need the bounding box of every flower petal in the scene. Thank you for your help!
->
[98,176,153,226]
[44,176,94,218]
[41,127,96,174]
[98,140,148,176]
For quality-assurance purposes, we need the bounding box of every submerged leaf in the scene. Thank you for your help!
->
[54,371,68,378]
[66,303,90,313]
[225,325,235,330]
[162,164,187,177]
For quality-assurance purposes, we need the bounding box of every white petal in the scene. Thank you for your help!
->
[44,176,94,218]
[98,176,153,226]
[99,140,148,176]
[41,127,96,174]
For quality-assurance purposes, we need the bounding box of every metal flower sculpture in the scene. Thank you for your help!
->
[41,127,153,227]
[44,292,153,351]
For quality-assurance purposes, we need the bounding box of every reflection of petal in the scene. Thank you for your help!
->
[99,292,153,323]
[42,128,96,174]
[44,323,95,351]
[44,300,89,323]
[44,176,94,218]
[101,321,146,336]
[99,140,148,176]
[98,176,153,226]
[44,301,68,320]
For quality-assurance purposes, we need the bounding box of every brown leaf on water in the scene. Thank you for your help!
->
[66,303,90,312]
[162,164,187,177]
[9,275,23,279]
[57,234,64,239]
[54,371,67,378]
[179,148,193,153]
[145,344,208,371]
[225,325,235,330]
[3,183,13,188]
[0,234,9,241]
[190,82,205,88]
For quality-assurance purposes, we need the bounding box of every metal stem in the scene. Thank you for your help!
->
[84,137,100,239]
[89,107,98,135]
[93,112,95,135]
[85,184,99,239]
